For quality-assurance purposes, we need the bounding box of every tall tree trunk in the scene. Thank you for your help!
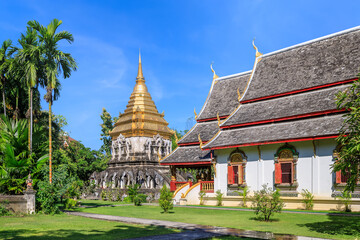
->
[30,88,33,153]
[28,88,31,152]
[49,95,52,184]
[2,91,5,117]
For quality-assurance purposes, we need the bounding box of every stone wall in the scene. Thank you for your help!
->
[0,190,36,214]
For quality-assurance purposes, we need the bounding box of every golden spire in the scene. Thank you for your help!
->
[210,63,219,80]
[137,50,144,81]
[109,52,173,140]
[252,39,263,59]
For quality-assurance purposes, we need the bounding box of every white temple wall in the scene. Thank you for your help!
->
[214,139,337,198]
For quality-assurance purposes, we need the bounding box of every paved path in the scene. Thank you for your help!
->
[66,211,328,240]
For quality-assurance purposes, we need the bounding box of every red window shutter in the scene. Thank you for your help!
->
[228,165,234,184]
[275,163,282,184]
[336,170,342,184]
[239,165,243,184]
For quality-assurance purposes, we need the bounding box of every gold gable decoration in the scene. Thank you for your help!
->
[110,52,173,140]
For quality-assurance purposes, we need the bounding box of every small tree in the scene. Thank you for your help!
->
[251,185,284,221]
[301,189,314,210]
[215,190,223,206]
[235,186,250,207]
[337,190,352,212]
[159,185,173,213]
[199,190,206,205]
[127,184,142,206]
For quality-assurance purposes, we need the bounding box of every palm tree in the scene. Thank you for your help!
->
[16,26,43,153]
[0,40,14,117]
[28,19,77,183]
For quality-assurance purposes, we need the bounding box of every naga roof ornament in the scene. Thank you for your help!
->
[252,39,263,62]
[210,63,219,80]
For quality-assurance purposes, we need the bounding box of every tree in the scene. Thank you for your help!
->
[0,39,14,117]
[28,19,77,183]
[159,185,173,213]
[100,108,117,156]
[251,185,284,221]
[334,76,360,192]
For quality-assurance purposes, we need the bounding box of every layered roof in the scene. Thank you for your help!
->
[222,84,348,128]
[196,72,251,121]
[242,27,360,102]
[204,114,344,149]
[161,146,212,165]
[177,121,219,145]
[203,27,360,150]
[110,54,173,140]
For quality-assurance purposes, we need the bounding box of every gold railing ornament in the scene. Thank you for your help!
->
[210,63,219,81]
[252,39,263,63]
[194,108,198,119]
[198,134,203,148]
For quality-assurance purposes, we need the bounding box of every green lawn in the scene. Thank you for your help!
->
[79,199,129,207]
[75,205,360,239]
[0,213,179,240]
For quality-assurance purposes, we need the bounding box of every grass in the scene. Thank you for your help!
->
[75,205,360,239]
[0,213,179,240]
[79,199,129,207]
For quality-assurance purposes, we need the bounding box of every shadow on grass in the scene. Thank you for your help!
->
[297,214,360,237]
[0,224,177,240]
[249,217,280,222]
[161,211,175,214]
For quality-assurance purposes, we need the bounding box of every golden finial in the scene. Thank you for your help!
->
[198,134,203,148]
[194,108,198,119]
[137,50,144,80]
[210,63,219,80]
[237,87,241,101]
[217,112,221,127]
[252,39,263,59]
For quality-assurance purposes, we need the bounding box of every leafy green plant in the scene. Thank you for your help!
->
[127,184,143,206]
[100,190,107,201]
[159,185,173,213]
[199,190,206,205]
[251,184,284,221]
[337,190,352,212]
[0,200,11,216]
[64,198,79,209]
[215,190,223,206]
[235,186,250,207]
[301,189,314,210]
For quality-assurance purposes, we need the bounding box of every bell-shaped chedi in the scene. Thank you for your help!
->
[110,53,173,140]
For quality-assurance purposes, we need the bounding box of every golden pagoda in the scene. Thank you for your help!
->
[110,53,173,140]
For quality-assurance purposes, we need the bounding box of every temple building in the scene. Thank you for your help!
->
[162,26,360,210]
[91,54,176,196]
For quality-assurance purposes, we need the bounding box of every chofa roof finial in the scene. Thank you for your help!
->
[252,38,263,59]
[210,62,219,80]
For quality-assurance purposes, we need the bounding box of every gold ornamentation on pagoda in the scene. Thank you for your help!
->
[210,63,219,80]
[157,151,162,163]
[194,108,198,119]
[110,52,173,140]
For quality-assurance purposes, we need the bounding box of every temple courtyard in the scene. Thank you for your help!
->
[1,200,360,239]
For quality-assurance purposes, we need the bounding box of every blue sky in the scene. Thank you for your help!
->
[1,0,359,150]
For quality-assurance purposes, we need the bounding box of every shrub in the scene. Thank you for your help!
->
[122,196,132,203]
[301,189,314,210]
[100,190,107,201]
[36,181,60,214]
[251,184,284,221]
[0,201,11,216]
[199,190,206,205]
[159,185,173,213]
[127,184,140,202]
[215,190,223,206]
[64,198,79,209]
[337,190,352,212]
[235,186,250,207]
